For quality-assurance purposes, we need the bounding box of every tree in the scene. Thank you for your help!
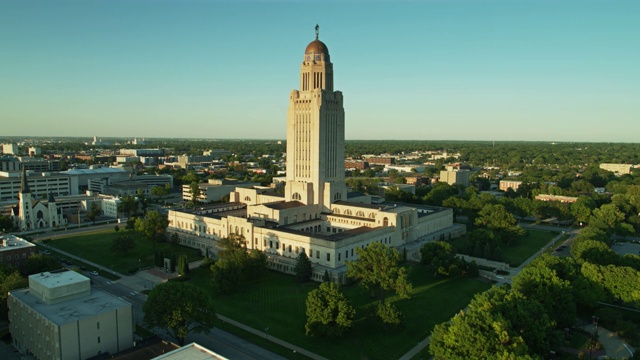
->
[21,254,62,276]
[294,251,312,282]
[86,202,101,224]
[177,254,189,276]
[305,282,355,337]
[189,182,200,207]
[143,282,215,345]
[511,265,576,328]
[111,234,136,255]
[0,215,14,232]
[0,265,28,319]
[210,234,267,293]
[420,241,457,277]
[134,210,168,247]
[119,194,138,217]
[346,242,412,323]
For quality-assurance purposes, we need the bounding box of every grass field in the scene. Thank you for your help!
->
[453,228,557,267]
[501,229,557,266]
[45,230,203,274]
[191,263,491,360]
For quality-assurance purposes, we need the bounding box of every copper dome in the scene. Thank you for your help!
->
[305,40,329,56]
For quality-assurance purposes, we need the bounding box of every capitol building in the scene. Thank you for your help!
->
[167,27,464,282]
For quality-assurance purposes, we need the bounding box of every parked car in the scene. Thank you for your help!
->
[90,271,99,276]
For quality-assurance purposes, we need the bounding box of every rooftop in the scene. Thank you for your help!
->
[10,285,131,326]
[0,235,35,251]
[152,343,228,360]
[29,270,87,289]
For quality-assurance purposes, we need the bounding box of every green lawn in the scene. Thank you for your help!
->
[191,263,491,360]
[452,229,557,267]
[45,230,203,274]
[501,229,557,267]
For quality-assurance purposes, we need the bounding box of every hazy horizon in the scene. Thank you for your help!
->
[2,1,639,142]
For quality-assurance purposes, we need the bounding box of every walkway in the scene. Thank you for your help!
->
[581,324,635,359]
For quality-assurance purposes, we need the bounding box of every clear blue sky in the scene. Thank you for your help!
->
[1,0,638,142]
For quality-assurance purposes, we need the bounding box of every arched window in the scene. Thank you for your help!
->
[356,211,364,217]
[37,210,44,219]
[344,209,352,216]
[292,193,301,200]
[333,208,340,214]
[235,226,239,234]
[369,212,376,218]
[334,192,342,201]
[383,217,389,226]
[244,196,251,201]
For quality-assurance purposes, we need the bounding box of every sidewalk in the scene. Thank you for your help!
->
[582,324,635,359]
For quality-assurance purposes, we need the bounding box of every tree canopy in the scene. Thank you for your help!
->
[143,282,216,345]
[305,282,355,337]
[346,242,412,324]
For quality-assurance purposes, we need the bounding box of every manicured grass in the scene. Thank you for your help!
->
[46,230,203,274]
[452,229,557,267]
[191,263,491,360]
[501,229,556,267]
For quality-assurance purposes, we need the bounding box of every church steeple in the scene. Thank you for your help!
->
[20,166,31,194]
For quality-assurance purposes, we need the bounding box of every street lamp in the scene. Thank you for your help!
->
[590,315,599,359]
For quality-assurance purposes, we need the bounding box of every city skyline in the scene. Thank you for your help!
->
[1,0,639,142]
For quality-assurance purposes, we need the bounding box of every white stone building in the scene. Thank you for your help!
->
[166,26,464,282]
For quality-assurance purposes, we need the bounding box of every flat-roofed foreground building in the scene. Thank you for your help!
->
[152,343,228,360]
[8,270,133,360]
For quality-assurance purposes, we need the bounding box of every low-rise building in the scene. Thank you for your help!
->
[439,167,470,187]
[600,163,633,175]
[0,235,36,269]
[183,179,259,204]
[9,270,134,360]
[499,180,523,192]
[535,194,578,203]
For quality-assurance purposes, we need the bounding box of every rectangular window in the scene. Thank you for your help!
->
[345,250,349,259]
[338,253,341,261]
[351,249,354,256]
[98,336,100,343]
[269,241,273,248]
[326,253,330,261]
[316,250,320,259]
[97,322,100,330]
[288,245,292,252]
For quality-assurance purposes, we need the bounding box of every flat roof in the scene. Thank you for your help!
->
[61,168,128,175]
[0,235,36,251]
[10,286,131,326]
[263,201,305,210]
[152,343,228,360]
[333,201,385,210]
[29,270,87,289]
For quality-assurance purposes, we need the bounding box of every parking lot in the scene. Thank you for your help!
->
[611,242,640,256]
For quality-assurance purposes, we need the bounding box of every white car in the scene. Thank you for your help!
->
[90,271,99,276]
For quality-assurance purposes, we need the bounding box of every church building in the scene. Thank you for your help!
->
[11,166,67,231]
[167,27,464,282]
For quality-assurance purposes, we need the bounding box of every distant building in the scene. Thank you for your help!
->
[27,147,41,156]
[364,156,395,165]
[344,160,369,170]
[535,194,578,203]
[600,163,633,175]
[9,270,133,360]
[439,166,470,187]
[499,180,523,192]
[203,149,231,159]
[0,234,36,269]
[2,143,19,155]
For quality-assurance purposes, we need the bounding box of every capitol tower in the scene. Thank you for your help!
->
[285,25,347,213]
